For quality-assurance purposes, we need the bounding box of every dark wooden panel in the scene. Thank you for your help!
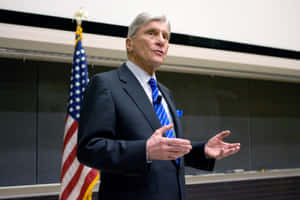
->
[186,177,300,200]
[3,177,299,200]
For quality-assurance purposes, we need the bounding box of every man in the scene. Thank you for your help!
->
[77,12,240,200]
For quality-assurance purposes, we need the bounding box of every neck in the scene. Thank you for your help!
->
[128,57,157,76]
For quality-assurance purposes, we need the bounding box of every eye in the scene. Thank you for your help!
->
[163,33,169,40]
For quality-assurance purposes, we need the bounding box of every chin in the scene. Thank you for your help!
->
[150,62,163,68]
[152,58,165,66]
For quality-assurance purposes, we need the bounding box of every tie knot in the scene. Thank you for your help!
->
[148,78,157,92]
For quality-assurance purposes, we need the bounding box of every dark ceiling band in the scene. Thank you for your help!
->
[0,9,299,60]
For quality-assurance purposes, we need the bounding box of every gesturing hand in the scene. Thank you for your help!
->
[146,124,192,160]
[205,130,240,160]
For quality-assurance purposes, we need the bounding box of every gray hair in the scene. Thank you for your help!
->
[127,12,171,39]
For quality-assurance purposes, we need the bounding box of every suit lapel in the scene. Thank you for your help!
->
[117,64,161,132]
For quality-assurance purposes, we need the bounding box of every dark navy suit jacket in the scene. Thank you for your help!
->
[77,63,215,200]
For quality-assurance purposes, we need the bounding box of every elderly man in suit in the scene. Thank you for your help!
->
[77,12,240,200]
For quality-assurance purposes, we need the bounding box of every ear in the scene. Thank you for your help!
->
[126,38,133,52]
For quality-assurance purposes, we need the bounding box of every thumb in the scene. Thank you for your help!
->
[153,124,173,136]
[216,130,231,140]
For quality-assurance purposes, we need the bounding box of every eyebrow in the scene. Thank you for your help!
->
[144,28,158,33]
[144,28,170,37]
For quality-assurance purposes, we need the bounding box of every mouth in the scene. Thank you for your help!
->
[154,50,164,56]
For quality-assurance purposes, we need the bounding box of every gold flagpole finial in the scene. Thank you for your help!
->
[74,7,88,27]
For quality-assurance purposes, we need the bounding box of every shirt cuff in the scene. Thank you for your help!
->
[146,151,152,163]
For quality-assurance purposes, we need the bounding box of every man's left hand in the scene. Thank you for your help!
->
[205,130,240,160]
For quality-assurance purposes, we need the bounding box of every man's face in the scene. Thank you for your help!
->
[126,20,170,75]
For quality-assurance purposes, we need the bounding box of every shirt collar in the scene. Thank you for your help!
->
[126,60,157,84]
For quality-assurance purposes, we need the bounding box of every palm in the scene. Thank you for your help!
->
[205,130,240,160]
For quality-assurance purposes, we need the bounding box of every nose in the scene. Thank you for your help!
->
[155,33,166,46]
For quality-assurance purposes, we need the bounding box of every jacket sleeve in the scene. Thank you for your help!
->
[184,141,215,171]
[77,75,149,175]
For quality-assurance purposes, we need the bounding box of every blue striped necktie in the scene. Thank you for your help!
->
[148,78,179,164]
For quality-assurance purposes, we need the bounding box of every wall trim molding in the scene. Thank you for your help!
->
[0,22,299,83]
[1,168,299,199]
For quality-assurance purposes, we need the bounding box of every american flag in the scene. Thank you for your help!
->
[60,26,99,200]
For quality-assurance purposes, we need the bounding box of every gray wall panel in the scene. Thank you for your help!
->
[37,112,65,184]
[213,77,251,171]
[158,71,300,174]
[0,59,37,186]
[0,57,300,186]
[37,62,69,184]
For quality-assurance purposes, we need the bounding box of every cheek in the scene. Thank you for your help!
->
[138,44,152,57]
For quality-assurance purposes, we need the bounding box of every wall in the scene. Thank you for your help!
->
[1,0,299,51]
[1,57,299,187]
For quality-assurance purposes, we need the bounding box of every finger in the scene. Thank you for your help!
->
[153,124,174,136]
[222,146,240,157]
[167,151,189,160]
[166,138,191,146]
[163,143,192,153]
[223,143,240,149]
[216,148,224,160]
[222,149,238,158]
[216,130,231,140]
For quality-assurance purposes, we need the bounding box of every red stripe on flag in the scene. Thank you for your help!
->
[77,169,99,200]
[62,120,78,154]
[60,164,84,200]
[60,145,77,182]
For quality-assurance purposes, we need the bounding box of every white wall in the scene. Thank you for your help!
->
[1,0,299,51]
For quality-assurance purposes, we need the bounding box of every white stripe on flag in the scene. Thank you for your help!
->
[60,157,81,194]
[62,128,78,164]
[63,115,74,139]
[67,164,91,200]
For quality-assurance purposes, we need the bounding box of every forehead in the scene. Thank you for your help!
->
[138,20,170,34]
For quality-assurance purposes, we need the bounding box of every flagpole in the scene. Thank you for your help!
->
[60,8,99,200]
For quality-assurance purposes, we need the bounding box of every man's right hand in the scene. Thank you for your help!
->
[146,124,192,160]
